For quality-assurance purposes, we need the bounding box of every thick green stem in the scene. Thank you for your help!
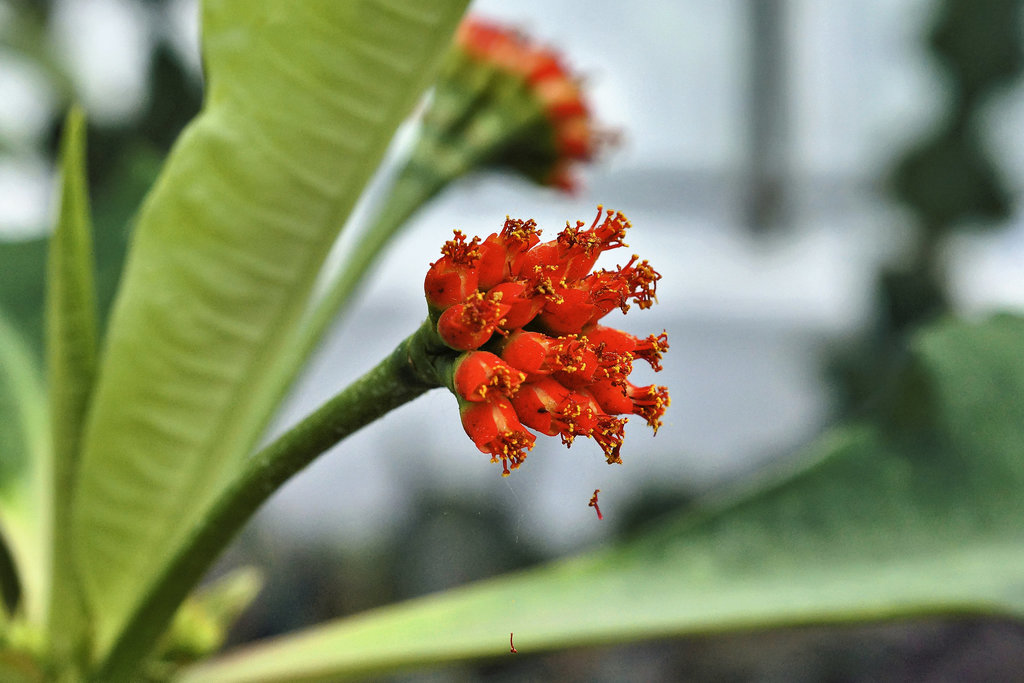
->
[93,320,446,682]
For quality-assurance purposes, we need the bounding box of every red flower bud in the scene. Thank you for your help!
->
[499,331,583,377]
[585,326,669,372]
[459,397,536,476]
[486,281,543,330]
[511,379,626,464]
[424,231,481,310]
[499,331,553,377]
[436,291,511,351]
[581,255,661,324]
[509,377,571,436]
[476,217,541,290]
[453,351,525,402]
[625,382,670,434]
[536,287,598,336]
[555,391,627,464]
[589,380,669,434]
[515,207,630,286]
[587,380,634,415]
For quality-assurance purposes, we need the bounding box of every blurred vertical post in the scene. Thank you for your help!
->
[744,0,789,233]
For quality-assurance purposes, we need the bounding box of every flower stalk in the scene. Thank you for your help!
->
[95,319,450,681]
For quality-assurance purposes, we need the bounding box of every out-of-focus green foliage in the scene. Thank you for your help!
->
[834,0,1023,413]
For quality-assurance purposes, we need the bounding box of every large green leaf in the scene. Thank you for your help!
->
[73,0,469,662]
[44,106,97,663]
[0,311,50,627]
[177,314,1024,682]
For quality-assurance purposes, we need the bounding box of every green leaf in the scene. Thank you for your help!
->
[177,315,1024,682]
[0,310,50,627]
[160,567,264,662]
[44,106,97,663]
[73,0,469,664]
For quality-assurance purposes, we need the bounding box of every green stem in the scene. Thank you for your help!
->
[299,167,446,366]
[92,320,447,682]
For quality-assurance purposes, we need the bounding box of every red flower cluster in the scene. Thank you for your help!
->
[454,18,607,191]
[426,208,669,476]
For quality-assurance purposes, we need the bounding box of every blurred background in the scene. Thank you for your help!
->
[2,0,1024,680]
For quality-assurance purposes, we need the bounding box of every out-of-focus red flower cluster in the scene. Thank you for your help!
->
[426,208,669,476]
[454,17,601,191]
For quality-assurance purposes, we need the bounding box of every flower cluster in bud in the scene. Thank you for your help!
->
[453,18,606,191]
[405,16,612,199]
[427,208,669,476]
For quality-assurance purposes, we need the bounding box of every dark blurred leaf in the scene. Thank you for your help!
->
[0,529,17,613]
[889,125,1012,229]
[89,143,165,322]
[0,240,47,354]
[929,0,1024,99]
[137,42,203,151]
[178,314,1024,682]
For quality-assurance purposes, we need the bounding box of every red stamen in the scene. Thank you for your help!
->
[437,230,481,266]
[588,489,603,520]
[627,383,670,434]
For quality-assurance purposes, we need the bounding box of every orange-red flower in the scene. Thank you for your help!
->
[436,291,511,351]
[459,397,535,475]
[429,207,669,476]
[424,230,481,310]
[453,351,526,402]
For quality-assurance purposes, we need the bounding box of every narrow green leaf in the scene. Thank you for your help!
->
[44,106,97,662]
[0,311,50,627]
[73,0,469,662]
[178,315,1024,683]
